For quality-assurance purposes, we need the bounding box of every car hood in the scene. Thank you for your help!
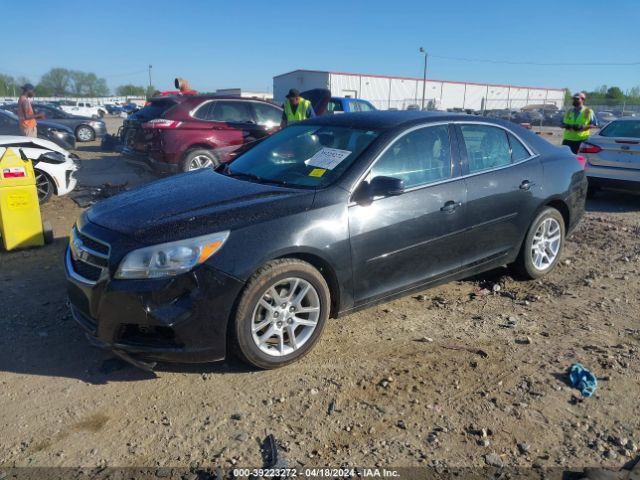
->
[39,119,74,133]
[87,169,316,244]
[0,135,70,156]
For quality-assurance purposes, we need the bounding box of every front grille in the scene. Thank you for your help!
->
[76,229,109,256]
[71,256,102,282]
[68,226,111,284]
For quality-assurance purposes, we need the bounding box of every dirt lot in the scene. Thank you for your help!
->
[1,117,639,475]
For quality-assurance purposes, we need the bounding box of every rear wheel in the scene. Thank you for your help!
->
[232,259,330,369]
[76,125,95,142]
[514,207,565,279]
[180,149,220,172]
[35,169,54,204]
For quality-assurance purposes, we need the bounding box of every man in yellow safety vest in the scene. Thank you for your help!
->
[281,89,315,128]
[562,92,599,154]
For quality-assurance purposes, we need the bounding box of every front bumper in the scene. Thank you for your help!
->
[65,242,245,363]
[91,123,108,138]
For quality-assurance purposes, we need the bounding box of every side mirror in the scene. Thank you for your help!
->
[353,176,404,205]
[370,176,404,197]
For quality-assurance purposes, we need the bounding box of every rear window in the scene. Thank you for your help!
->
[600,120,640,138]
[135,99,179,121]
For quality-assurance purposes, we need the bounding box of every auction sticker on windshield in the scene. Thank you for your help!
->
[306,148,351,170]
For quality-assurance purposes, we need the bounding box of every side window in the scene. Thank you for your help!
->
[209,101,253,123]
[460,125,511,173]
[252,102,282,128]
[192,101,214,120]
[327,100,343,114]
[349,100,361,112]
[358,101,375,112]
[370,124,452,189]
[508,133,531,162]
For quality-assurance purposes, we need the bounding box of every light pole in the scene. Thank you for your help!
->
[148,64,153,90]
[419,47,428,110]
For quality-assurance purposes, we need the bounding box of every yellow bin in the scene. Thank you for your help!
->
[0,147,45,250]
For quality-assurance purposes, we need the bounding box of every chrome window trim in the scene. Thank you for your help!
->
[189,98,259,120]
[349,120,540,203]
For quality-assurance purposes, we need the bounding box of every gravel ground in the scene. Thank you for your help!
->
[0,116,639,474]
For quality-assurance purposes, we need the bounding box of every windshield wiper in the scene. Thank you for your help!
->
[224,167,289,187]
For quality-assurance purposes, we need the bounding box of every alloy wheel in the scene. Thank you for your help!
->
[530,217,561,271]
[250,277,321,357]
[77,126,93,142]
[188,155,214,170]
[35,171,52,202]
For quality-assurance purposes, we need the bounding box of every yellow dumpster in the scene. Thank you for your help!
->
[0,147,47,250]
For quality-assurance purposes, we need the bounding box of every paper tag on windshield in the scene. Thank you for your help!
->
[306,148,351,170]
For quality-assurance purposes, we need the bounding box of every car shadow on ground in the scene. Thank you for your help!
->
[0,237,251,384]
[586,189,639,213]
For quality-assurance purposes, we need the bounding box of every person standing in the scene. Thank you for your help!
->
[561,92,598,154]
[17,84,44,137]
[281,89,315,128]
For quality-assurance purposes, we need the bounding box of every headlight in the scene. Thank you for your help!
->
[37,151,66,164]
[115,231,230,279]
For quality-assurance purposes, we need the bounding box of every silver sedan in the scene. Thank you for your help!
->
[580,118,640,196]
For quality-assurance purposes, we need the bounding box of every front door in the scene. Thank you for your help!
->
[349,123,467,303]
[455,123,543,268]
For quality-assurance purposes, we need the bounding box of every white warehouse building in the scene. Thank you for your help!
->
[273,69,565,111]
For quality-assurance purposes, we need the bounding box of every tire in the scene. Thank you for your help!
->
[514,207,565,279]
[231,259,330,369]
[35,169,54,204]
[76,125,95,142]
[180,149,220,172]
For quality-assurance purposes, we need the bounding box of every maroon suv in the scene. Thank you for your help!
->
[139,96,283,173]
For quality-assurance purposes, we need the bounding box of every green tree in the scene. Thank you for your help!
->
[116,84,146,96]
[606,86,625,101]
[89,77,109,96]
[39,68,71,96]
[145,85,157,99]
[0,74,18,96]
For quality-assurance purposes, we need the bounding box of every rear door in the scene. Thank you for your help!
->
[207,100,266,142]
[585,121,640,171]
[455,123,542,268]
[349,123,467,303]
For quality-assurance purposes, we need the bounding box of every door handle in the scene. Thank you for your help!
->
[519,180,535,191]
[440,200,462,213]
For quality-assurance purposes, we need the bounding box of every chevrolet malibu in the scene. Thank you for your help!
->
[65,112,587,369]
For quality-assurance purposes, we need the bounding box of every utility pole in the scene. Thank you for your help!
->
[148,64,153,89]
[419,47,428,110]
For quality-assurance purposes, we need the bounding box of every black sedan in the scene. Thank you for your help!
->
[3,103,106,142]
[0,109,76,150]
[65,112,587,369]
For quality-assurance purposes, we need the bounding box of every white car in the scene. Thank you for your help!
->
[0,135,79,204]
[60,101,107,119]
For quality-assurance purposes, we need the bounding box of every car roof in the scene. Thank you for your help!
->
[303,111,474,130]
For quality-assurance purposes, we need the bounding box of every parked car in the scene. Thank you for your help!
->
[326,97,376,114]
[579,118,640,195]
[0,135,79,203]
[120,96,188,165]
[65,112,587,369]
[60,101,107,118]
[2,103,106,142]
[596,111,617,126]
[130,96,283,172]
[0,109,76,150]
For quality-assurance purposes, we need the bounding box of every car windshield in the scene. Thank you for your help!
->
[600,120,640,138]
[225,124,380,188]
[1,110,18,121]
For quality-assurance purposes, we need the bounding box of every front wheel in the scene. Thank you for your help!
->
[513,207,565,279]
[35,169,54,204]
[232,259,330,369]
[76,125,95,142]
